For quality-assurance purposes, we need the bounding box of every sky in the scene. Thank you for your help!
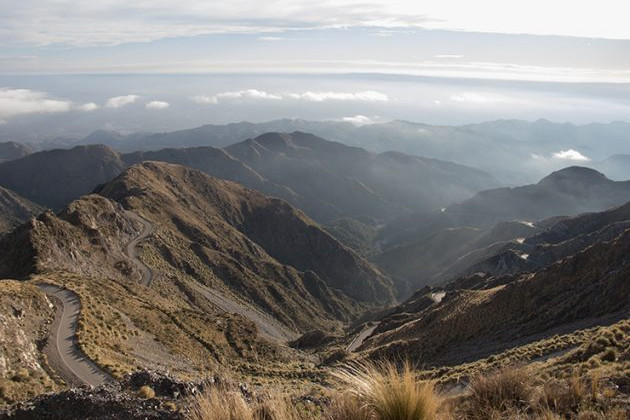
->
[0,0,629,137]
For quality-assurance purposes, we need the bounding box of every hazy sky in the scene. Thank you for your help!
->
[0,1,629,135]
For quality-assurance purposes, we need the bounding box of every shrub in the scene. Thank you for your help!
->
[332,361,440,420]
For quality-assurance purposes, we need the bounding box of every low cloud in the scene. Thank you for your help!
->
[192,89,282,104]
[288,91,388,102]
[0,88,72,121]
[192,89,388,104]
[105,94,139,108]
[76,102,99,111]
[450,92,514,104]
[342,115,374,125]
[145,100,170,109]
[552,149,591,162]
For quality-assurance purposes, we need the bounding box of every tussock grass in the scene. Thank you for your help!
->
[187,387,313,420]
[466,367,533,418]
[332,361,441,420]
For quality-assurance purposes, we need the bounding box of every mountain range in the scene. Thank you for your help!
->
[0,132,498,227]
[25,119,630,184]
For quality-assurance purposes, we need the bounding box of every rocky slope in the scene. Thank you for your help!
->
[0,187,43,234]
[361,218,630,366]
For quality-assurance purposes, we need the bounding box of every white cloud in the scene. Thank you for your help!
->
[192,89,388,104]
[552,149,591,162]
[258,36,284,41]
[342,115,374,125]
[192,89,282,104]
[0,88,72,121]
[145,100,170,109]
[450,92,514,104]
[435,54,463,59]
[76,102,99,111]
[287,91,389,102]
[105,95,139,108]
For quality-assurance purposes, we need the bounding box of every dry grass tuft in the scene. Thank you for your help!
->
[332,361,440,420]
[465,367,532,419]
[187,386,313,420]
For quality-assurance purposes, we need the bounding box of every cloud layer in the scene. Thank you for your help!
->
[2,1,628,47]
[0,88,72,121]
[192,89,389,104]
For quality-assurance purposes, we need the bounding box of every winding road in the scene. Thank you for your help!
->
[37,284,111,387]
[36,210,156,387]
[124,210,156,287]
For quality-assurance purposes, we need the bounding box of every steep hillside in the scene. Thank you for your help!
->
[362,227,630,366]
[0,162,395,383]
[0,145,126,210]
[0,142,33,162]
[0,187,43,234]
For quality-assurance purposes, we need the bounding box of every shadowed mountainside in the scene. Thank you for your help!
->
[0,186,44,234]
[0,133,498,227]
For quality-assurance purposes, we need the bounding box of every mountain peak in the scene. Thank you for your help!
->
[537,166,609,187]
